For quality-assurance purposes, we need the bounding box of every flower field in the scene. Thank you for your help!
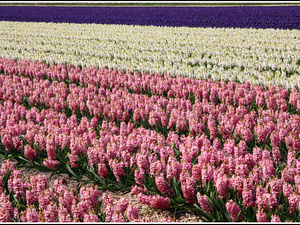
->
[0,20,300,90]
[1,4,300,223]
[1,5,300,29]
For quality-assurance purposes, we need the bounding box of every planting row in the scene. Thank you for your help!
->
[2,58,300,221]
[0,21,300,89]
[0,159,173,222]
[0,6,299,30]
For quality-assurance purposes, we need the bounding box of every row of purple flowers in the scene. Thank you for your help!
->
[0,6,299,29]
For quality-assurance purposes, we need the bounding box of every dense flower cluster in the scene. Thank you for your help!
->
[0,6,299,30]
[1,57,300,222]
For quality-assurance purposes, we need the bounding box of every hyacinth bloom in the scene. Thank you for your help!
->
[256,208,268,222]
[83,211,99,222]
[24,144,37,162]
[155,174,173,197]
[150,195,170,210]
[215,175,230,199]
[43,202,58,222]
[98,162,109,178]
[21,205,39,222]
[242,187,255,208]
[288,193,300,215]
[43,158,60,170]
[115,197,129,215]
[58,208,72,222]
[181,175,196,203]
[270,214,281,222]
[0,193,14,222]
[126,205,139,222]
[69,153,79,168]
[102,192,114,207]
[226,200,242,222]
[196,192,213,213]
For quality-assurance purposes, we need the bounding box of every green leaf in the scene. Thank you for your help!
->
[241,210,255,222]
[192,204,214,222]
[236,209,243,222]
[209,192,224,212]
[88,168,106,184]
[66,164,80,180]
[175,197,186,204]
[17,155,33,165]
[2,169,11,187]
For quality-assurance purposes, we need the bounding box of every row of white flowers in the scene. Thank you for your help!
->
[0,21,300,89]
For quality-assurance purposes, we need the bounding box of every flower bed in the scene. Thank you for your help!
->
[0,159,173,222]
[1,57,300,221]
[0,5,299,29]
[1,4,300,222]
[0,21,299,90]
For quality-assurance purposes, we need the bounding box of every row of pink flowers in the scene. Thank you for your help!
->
[0,159,173,222]
[1,70,300,151]
[1,57,300,221]
[1,57,300,113]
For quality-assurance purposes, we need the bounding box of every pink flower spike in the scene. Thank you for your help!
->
[150,195,170,209]
[116,197,129,215]
[43,158,60,170]
[271,214,281,222]
[25,205,39,222]
[196,192,213,213]
[24,144,37,162]
[226,200,242,222]
[256,208,268,222]
[126,205,139,222]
